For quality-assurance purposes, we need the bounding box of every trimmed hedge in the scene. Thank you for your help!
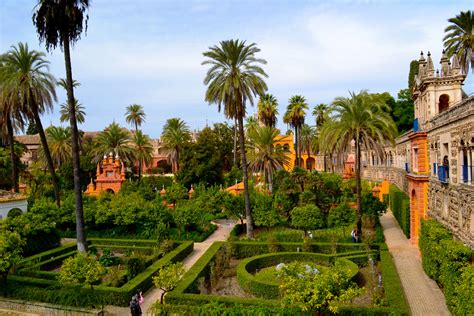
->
[5,240,193,307]
[167,241,404,315]
[419,220,473,315]
[19,243,78,266]
[236,252,359,299]
[389,185,410,238]
[380,250,409,315]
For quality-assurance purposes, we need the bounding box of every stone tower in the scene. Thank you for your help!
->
[412,51,466,131]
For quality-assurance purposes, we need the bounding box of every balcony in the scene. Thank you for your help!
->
[437,165,449,183]
[405,162,409,172]
[462,165,473,183]
[413,118,419,132]
[433,163,437,175]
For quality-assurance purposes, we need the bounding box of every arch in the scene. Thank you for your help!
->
[306,157,315,171]
[411,189,418,241]
[106,188,115,194]
[438,94,449,113]
[7,208,23,218]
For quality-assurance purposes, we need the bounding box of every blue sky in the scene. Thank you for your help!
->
[1,0,473,137]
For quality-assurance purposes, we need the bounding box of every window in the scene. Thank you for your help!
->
[438,94,449,113]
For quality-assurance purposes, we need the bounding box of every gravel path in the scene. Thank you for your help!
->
[380,211,450,316]
[105,219,237,316]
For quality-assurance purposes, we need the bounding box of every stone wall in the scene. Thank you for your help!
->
[362,166,409,194]
[429,178,474,248]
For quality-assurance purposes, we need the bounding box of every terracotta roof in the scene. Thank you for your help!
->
[226,182,245,191]
[15,134,40,145]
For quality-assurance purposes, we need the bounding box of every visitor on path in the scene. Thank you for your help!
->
[351,227,358,243]
[130,291,144,316]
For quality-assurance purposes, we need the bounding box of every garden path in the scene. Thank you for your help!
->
[380,211,450,316]
[105,219,237,316]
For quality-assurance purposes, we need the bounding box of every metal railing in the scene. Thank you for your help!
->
[462,165,473,183]
[437,165,449,183]
[413,118,419,132]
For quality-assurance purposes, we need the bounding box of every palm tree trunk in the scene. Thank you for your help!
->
[307,144,312,170]
[32,110,60,207]
[268,167,273,195]
[295,126,300,167]
[63,34,87,253]
[237,114,253,238]
[176,147,180,173]
[6,116,19,192]
[233,117,238,167]
[323,154,327,172]
[355,135,362,236]
[138,159,142,181]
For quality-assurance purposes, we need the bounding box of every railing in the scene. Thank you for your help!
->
[413,118,419,132]
[433,163,437,175]
[462,165,473,183]
[437,165,449,183]
[405,162,409,172]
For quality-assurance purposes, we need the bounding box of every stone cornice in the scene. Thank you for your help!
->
[429,97,474,131]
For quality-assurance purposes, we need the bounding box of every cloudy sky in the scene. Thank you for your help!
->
[1,0,472,137]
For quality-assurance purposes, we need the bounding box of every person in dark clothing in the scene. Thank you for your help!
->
[130,295,142,316]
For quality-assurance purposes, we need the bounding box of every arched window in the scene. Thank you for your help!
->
[438,94,449,113]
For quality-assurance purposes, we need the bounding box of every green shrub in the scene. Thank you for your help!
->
[379,250,409,315]
[99,248,121,267]
[389,185,410,238]
[126,256,147,281]
[419,220,452,280]
[450,265,474,315]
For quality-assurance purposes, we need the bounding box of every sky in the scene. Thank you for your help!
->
[1,0,473,138]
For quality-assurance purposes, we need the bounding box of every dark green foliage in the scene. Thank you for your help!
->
[156,223,169,243]
[379,250,410,315]
[389,185,410,238]
[152,302,296,316]
[408,60,419,92]
[26,120,39,135]
[252,191,281,228]
[0,143,26,190]
[392,89,414,134]
[291,204,325,234]
[361,193,387,218]
[98,249,120,267]
[450,266,474,315]
[126,256,146,281]
[419,220,473,314]
[5,240,193,307]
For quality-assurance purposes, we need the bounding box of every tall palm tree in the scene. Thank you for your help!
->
[59,99,85,124]
[125,104,146,132]
[247,126,289,194]
[92,122,133,163]
[300,124,315,170]
[257,94,278,128]
[245,116,259,134]
[1,43,60,205]
[0,84,25,193]
[319,90,397,235]
[312,103,329,171]
[202,39,268,238]
[283,95,308,168]
[33,0,90,253]
[161,118,191,174]
[41,125,71,168]
[132,130,153,181]
[443,10,474,74]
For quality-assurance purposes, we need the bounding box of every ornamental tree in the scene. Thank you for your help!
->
[153,262,185,304]
[57,253,105,289]
[0,227,25,287]
[290,205,325,237]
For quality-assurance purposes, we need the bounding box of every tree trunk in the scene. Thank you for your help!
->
[233,117,238,167]
[268,167,273,195]
[138,159,142,181]
[6,116,19,192]
[63,35,87,253]
[237,114,253,238]
[355,135,362,236]
[32,110,60,207]
[307,144,311,170]
[160,290,165,304]
[323,154,327,172]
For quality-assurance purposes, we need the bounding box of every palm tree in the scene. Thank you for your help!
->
[245,116,259,134]
[283,95,308,168]
[202,39,268,238]
[33,0,90,253]
[161,118,191,174]
[132,130,153,181]
[443,10,474,74]
[319,90,397,235]
[312,103,329,171]
[0,78,25,192]
[59,99,85,124]
[247,126,289,194]
[1,43,60,205]
[42,125,71,168]
[92,122,133,163]
[125,104,146,132]
[300,124,315,170]
[257,94,278,128]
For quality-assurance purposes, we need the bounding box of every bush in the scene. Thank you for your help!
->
[290,205,325,235]
[126,256,147,281]
[379,250,409,315]
[419,220,473,315]
[389,185,410,238]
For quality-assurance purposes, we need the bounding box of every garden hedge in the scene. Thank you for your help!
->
[379,250,409,315]
[389,185,410,238]
[5,240,193,307]
[167,241,405,314]
[419,220,473,315]
[236,252,359,299]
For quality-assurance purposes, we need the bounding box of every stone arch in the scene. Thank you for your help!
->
[7,208,23,218]
[106,188,115,194]
[306,157,315,170]
[438,94,449,113]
